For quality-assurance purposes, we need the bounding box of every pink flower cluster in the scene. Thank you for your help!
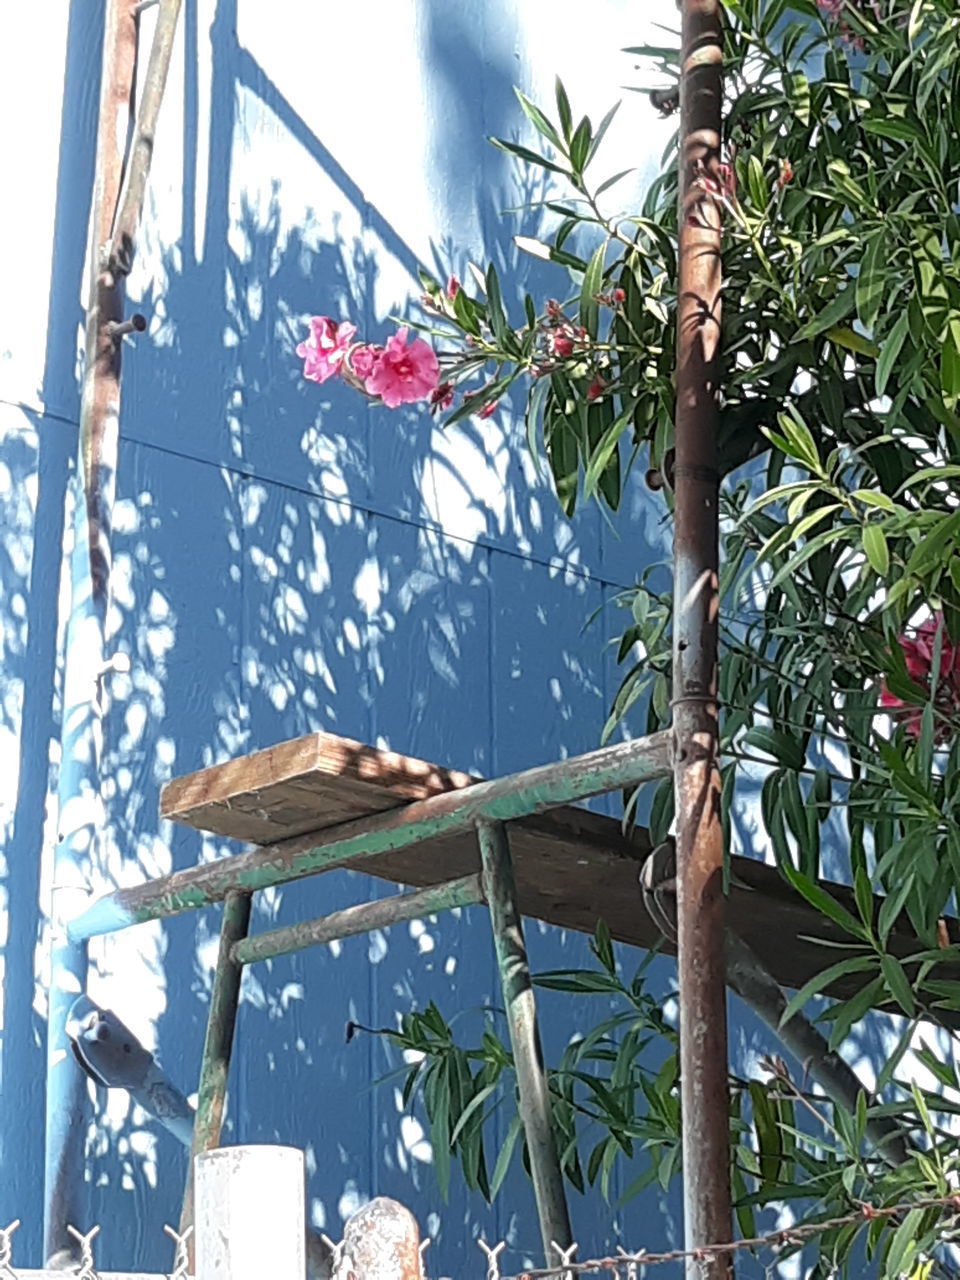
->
[815,0,877,50]
[296,316,440,409]
[880,614,960,741]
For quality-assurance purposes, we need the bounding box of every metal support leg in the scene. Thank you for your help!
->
[476,819,572,1262]
[179,890,252,1255]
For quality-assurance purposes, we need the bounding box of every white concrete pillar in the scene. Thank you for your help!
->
[195,1144,305,1280]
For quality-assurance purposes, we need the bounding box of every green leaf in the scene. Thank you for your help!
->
[880,953,916,1018]
[856,232,886,333]
[579,241,607,339]
[485,263,509,346]
[430,1062,452,1199]
[827,977,886,1051]
[862,523,890,577]
[825,326,879,358]
[779,953,877,1027]
[489,1114,523,1198]
[941,317,960,406]
[583,405,633,501]
[825,158,867,207]
[742,725,804,771]
[593,919,616,976]
[595,168,635,197]
[886,1208,925,1280]
[877,875,915,946]
[555,77,573,143]
[853,865,874,932]
[861,116,920,141]
[794,289,855,340]
[489,136,568,176]
[514,235,588,272]
[449,1082,498,1145]
[780,863,871,941]
[875,310,909,398]
[745,154,769,210]
[443,372,518,428]
[786,70,810,125]
[776,406,821,473]
[514,89,564,152]
[586,101,621,168]
[570,115,592,175]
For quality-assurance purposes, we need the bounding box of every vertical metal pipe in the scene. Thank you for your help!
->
[44,0,139,1262]
[476,819,571,1262]
[179,891,253,1251]
[673,1,731,1276]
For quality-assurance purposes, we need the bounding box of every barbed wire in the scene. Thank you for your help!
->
[3,1194,958,1280]
[0,1221,20,1280]
[489,1193,960,1279]
[66,1227,100,1280]
[162,1224,192,1280]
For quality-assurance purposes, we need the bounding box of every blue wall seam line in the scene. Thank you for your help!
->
[119,431,640,593]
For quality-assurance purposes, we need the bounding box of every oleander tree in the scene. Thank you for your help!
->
[298,0,960,1273]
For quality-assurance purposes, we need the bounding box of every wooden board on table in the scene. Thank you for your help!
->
[161,732,960,1014]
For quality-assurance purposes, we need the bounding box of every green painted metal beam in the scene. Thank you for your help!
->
[232,874,484,966]
[69,730,672,939]
[477,819,572,1262]
[179,890,251,1249]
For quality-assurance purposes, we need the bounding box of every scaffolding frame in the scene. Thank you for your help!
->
[69,732,674,1262]
[44,0,731,1272]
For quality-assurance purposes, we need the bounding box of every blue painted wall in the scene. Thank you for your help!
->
[0,1,757,1273]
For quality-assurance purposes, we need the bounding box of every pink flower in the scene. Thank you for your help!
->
[296,316,356,384]
[349,345,382,379]
[880,614,960,741]
[817,0,843,17]
[363,327,440,408]
[838,22,866,50]
[777,158,793,188]
[613,288,626,304]
[446,276,461,299]
[430,381,454,413]
[587,376,606,401]
[478,400,498,420]
[550,328,576,358]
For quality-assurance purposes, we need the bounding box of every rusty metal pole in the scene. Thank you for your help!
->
[673,0,731,1276]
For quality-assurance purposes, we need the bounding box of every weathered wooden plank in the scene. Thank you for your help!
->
[161,733,476,844]
[160,733,960,1010]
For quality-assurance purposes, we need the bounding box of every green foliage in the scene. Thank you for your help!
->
[387,0,960,1274]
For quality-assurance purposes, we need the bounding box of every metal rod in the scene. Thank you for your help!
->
[233,874,484,966]
[673,0,730,1274]
[178,891,252,1259]
[476,819,571,1262]
[69,731,672,939]
[109,0,184,275]
[44,0,139,1264]
[641,843,913,1167]
[723,933,913,1167]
